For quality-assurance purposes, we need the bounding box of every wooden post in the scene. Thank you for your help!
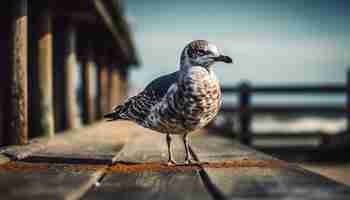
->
[347,68,350,134]
[33,8,54,137]
[64,22,80,129]
[52,20,66,132]
[108,65,123,110]
[120,69,129,101]
[97,56,109,118]
[4,0,28,145]
[239,82,252,145]
[82,44,96,124]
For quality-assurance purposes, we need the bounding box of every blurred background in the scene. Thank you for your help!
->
[124,0,350,140]
[126,0,349,92]
[124,0,350,184]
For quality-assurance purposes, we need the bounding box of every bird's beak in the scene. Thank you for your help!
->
[213,55,233,63]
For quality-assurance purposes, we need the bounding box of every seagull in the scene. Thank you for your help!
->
[104,40,232,165]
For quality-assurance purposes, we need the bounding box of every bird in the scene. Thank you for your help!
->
[104,40,233,165]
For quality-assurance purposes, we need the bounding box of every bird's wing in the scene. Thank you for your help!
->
[144,71,179,99]
[104,71,179,122]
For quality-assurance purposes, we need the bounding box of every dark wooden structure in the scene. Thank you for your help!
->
[0,0,138,146]
[216,70,349,146]
[0,122,349,199]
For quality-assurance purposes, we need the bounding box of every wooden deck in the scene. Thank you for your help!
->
[0,122,349,200]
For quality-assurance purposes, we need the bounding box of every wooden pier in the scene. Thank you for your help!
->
[216,71,350,148]
[1,122,350,199]
[1,1,350,199]
[0,0,137,146]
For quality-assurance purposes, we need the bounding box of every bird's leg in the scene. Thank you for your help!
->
[166,133,177,165]
[183,133,195,164]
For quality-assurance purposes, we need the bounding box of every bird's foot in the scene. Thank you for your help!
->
[184,159,204,165]
[167,159,178,166]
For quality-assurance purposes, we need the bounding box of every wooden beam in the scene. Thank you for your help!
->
[4,0,28,145]
[108,65,123,111]
[82,44,96,124]
[33,8,55,137]
[238,82,252,146]
[347,68,350,133]
[110,0,138,66]
[97,56,109,119]
[53,12,99,24]
[93,0,130,62]
[63,22,80,129]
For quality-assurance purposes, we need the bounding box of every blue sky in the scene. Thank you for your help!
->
[125,0,350,94]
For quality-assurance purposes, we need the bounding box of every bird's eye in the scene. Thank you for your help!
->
[197,50,206,56]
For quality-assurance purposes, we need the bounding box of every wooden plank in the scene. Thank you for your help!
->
[0,155,10,165]
[190,133,350,199]
[31,7,55,137]
[83,170,211,200]
[189,132,273,163]
[201,166,350,199]
[0,162,105,200]
[3,0,28,145]
[5,122,137,164]
[115,130,186,164]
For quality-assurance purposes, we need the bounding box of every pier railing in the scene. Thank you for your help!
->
[217,70,349,146]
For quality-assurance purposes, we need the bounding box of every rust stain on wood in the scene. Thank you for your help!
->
[0,162,107,172]
[0,159,288,173]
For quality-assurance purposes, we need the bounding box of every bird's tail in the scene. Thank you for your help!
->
[104,105,125,121]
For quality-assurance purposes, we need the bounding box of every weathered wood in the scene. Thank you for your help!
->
[53,19,66,132]
[0,101,2,146]
[4,0,28,145]
[190,133,350,199]
[82,44,96,124]
[239,82,252,145]
[6,122,134,164]
[83,170,211,200]
[93,0,130,62]
[347,69,350,133]
[32,7,55,137]
[97,57,109,118]
[0,162,105,200]
[64,22,80,129]
[115,131,186,164]
[119,69,129,101]
[108,66,123,110]
[200,166,350,199]
[190,132,272,163]
[0,155,10,165]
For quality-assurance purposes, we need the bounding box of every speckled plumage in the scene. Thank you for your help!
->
[105,40,232,165]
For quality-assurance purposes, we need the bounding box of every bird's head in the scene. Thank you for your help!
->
[180,40,232,70]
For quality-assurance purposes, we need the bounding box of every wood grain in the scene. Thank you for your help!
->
[0,162,104,200]
[83,170,211,200]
